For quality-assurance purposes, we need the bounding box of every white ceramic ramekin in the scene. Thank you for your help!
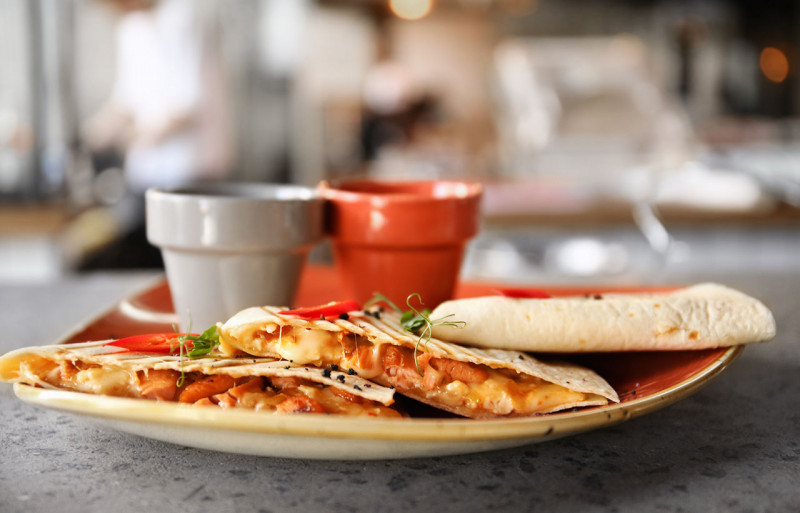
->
[146,183,323,329]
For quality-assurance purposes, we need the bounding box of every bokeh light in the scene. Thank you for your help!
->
[389,0,433,21]
[760,47,789,83]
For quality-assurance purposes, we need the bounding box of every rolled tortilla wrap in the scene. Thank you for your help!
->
[429,283,776,352]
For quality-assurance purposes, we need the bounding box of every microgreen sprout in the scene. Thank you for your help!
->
[366,292,466,376]
[171,317,221,387]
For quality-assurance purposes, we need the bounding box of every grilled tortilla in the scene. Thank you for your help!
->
[218,307,619,418]
[0,341,399,417]
[430,283,776,352]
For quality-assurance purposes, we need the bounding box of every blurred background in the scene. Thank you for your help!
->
[1,0,799,285]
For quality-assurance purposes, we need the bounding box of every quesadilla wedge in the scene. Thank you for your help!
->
[218,306,620,418]
[0,340,400,417]
[430,283,776,352]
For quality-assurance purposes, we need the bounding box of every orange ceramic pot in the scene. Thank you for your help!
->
[320,179,483,308]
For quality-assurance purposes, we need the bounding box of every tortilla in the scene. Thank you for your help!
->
[219,306,619,418]
[429,283,776,352]
[0,341,399,417]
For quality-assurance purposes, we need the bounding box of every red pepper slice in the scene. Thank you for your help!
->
[279,300,361,320]
[495,288,552,299]
[106,333,195,354]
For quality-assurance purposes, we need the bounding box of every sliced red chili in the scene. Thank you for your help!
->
[495,288,552,299]
[279,300,361,320]
[106,333,195,354]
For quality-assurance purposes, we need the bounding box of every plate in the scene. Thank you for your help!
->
[14,267,743,459]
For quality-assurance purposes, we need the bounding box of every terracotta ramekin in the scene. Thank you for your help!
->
[320,179,483,308]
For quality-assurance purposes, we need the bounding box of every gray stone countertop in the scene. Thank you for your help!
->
[0,270,798,513]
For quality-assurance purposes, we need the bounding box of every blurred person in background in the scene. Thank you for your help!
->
[85,0,232,191]
[359,12,449,177]
[80,0,232,268]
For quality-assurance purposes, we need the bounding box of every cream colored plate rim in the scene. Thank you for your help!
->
[13,346,742,443]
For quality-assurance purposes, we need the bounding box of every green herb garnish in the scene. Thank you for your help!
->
[185,325,221,358]
[171,319,221,387]
[366,292,466,376]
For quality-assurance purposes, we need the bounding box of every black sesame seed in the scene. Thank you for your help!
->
[517,355,524,360]
[336,375,345,383]
[353,385,362,391]
[364,384,371,388]
[322,368,332,378]
[339,313,349,320]
[348,368,356,375]
[331,364,339,371]
[284,366,290,370]
[593,294,603,300]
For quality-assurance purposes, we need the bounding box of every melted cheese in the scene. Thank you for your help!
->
[73,367,136,396]
[378,345,597,416]
[246,328,388,379]
[343,342,384,380]
[276,328,342,365]
[455,370,592,415]
[15,360,62,390]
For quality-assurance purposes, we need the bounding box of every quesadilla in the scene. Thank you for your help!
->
[430,283,776,352]
[0,340,400,417]
[218,306,620,418]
